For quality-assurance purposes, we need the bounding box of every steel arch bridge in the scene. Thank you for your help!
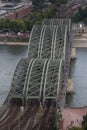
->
[42,18,71,32]
[8,19,71,105]
[27,24,70,61]
[23,59,63,103]
[8,58,29,101]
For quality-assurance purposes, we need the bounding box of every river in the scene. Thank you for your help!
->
[66,48,87,107]
[0,46,87,107]
[0,45,27,104]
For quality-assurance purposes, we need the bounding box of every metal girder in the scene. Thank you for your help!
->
[63,25,68,61]
[27,24,70,60]
[40,26,54,59]
[52,25,65,59]
[23,59,35,97]
[43,59,63,101]
[42,19,71,32]
[9,58,29,99]
[24,59,48,101]
[8,18,71,104]
[23,59,63,103]
[28,25,44,58]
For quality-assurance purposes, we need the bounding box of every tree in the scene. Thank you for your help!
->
[32,0,44,10]
[69,126,84,130]
[60,0,68,4]
[83,18,87,25]
[45,5,57,18]
[9,19,26,33]
[73,6,87,23]
[49,0,57,4]
[0,20,4,30]
[82,114,87,130]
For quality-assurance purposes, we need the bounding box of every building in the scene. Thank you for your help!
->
[0,3,31,19]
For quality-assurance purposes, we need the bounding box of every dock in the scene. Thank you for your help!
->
[67,79,74,94]
[71,48,76,59]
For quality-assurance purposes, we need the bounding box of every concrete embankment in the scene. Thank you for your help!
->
[0,42,28,46]
[71,48,76,59]
[67,79,74,94]
[73,39,87,48]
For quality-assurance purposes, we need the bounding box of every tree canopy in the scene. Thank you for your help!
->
[72,7,87,25]
[69,127,84,130]
[82,114,87,130]
[32,0,44,10]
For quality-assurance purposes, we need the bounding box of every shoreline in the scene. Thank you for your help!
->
[0,42,28,46]
[73,39,87,48]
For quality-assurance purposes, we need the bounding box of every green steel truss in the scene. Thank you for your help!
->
[9,58,29,100]
[27,25,70,60]
[23,59,63,102]
[8,19,71,104]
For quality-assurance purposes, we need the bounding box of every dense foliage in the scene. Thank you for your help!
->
[0,5,57,32]
[32,0,44,10]
[69,114,87,130]
[0,0,68,33]
[73,7,87,25]
[82,114,87,130]
[69,127,84,130]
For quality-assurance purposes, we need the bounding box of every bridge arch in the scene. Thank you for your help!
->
[8,58,29,104]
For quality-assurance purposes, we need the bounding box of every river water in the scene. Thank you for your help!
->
[66,48,87,107]
[0,45,27,104]
[0,46,87,107]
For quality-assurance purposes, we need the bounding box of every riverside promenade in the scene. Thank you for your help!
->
[0,42,28,46]
[73,38,87,48]
[61,107,87,130]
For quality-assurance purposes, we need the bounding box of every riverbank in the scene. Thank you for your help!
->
[67,79,74,94]
[0,42,28,46]
[61,107,87,130]
[73,38,87,48]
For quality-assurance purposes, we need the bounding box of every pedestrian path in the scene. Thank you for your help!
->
[0,42,28,45]
[61,107,87,130]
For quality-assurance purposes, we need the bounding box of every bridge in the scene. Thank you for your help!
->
[8,18,71,106]
[0,18,72,130]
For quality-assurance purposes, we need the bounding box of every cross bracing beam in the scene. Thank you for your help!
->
[23,59,63,103]
[9,58,29,100]
[63,25,68,61]
[42,18,70,25]
[52,25,66,59]
[42,19,71,32]
[28,25,44,58]
[40,26,55,59]
[43,59,63,102]
[27,24,69,60]
[23,59,35,97]
[6,18,71,105]
[25,59,48,101]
